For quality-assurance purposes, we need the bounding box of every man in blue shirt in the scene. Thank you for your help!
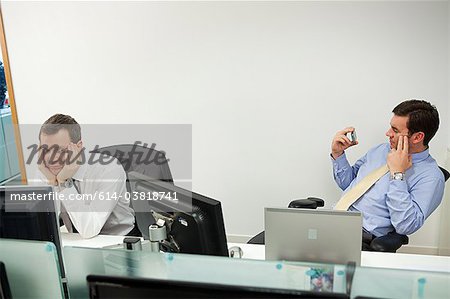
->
[331,99,445,250]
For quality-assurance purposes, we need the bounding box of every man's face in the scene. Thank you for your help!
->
[385,115,410,149]
[40,129,73,175]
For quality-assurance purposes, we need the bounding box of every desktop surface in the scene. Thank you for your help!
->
[60,233,450,273]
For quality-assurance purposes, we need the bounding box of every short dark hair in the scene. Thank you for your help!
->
[39,114,81,143]
[392,99,439,146]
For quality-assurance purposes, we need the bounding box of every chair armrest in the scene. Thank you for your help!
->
[370,231,409,253]
[306,197,325,207]
[288,199,318,209]
[288,197,324,209]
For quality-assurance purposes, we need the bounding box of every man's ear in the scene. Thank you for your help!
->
[411,132,425,144]
[76,140,83,149]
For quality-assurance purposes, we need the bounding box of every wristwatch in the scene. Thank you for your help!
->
[391,172,405,181]
[59,178,74,189]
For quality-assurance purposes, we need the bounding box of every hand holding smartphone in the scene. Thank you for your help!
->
[331,127,358,159]
[348,130,357,144]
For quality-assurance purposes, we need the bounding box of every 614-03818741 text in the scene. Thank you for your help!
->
[5,190,179,202]
[95,191,178,201]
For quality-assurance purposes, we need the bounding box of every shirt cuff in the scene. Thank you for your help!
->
[331,152,348,168]
[389,178,409,192]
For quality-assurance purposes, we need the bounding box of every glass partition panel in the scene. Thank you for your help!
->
[64,246,450,299]
[0,239,64,299]
[0,9,26,185]
[64,246,348,299]
[351,266,450,299]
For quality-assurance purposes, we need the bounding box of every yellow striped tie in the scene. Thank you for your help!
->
[334,164,389,211]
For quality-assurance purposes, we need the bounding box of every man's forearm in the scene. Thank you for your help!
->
[331,153,356,191]
[386,176,444,235]
[386,182,423,235]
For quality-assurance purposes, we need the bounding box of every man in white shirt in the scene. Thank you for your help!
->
[37,114,137,238]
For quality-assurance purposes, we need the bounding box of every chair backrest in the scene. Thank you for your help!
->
[439,166,450,182]
[372,165,450,252]
[90,144,174,237]
[91,144,174,191]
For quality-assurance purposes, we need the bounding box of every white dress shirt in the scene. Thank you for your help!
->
[36,154,135,238]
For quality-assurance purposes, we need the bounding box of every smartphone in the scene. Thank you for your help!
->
[348,130,357,143]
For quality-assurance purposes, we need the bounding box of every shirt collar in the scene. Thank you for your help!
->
[412,147,429,163]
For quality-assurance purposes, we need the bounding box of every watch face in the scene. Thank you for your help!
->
[64,178,74,188]
[394,173,404,180]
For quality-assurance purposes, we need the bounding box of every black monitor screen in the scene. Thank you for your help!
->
[0,185,65,279]
[0,262,12,299]
[87,275,349,299]
[128,171,228,257]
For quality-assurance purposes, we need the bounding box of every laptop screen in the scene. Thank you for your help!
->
[265,208,362,266]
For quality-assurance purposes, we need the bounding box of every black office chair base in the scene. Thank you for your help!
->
[369,231,409,253]
[250,229,409,253]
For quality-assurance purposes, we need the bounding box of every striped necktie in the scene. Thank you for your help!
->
[59,178,81,233]
[334,164,389,211]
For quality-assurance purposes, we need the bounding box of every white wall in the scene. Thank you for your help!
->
[2,1,448,249]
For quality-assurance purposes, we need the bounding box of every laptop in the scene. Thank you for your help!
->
[265,208,362,265]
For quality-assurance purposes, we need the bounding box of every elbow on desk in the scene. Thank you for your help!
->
[74,220,104,239]
[78,230,101,239]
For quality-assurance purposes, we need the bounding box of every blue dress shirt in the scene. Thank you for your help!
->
[332,143,445,237]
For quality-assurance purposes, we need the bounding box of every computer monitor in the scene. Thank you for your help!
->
[128,171,228,257]
[87,275,349,299]
[0,262,12,299]
[0,185,66,279]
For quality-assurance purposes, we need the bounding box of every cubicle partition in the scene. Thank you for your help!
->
[0,239,64,298]
[1,240,449,299]
[64,246,350,298]
[63,246,449,299]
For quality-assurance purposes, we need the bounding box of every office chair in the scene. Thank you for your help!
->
[90,144,174,236]
[91,144,174,189]
[248,166,450,253]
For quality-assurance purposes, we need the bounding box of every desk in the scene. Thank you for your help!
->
[228,242,450,273]
[61,232,127,248]
[61,233,450,273]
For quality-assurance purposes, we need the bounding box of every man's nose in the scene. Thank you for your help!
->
[385,129,393,137]
[46,151,62,164]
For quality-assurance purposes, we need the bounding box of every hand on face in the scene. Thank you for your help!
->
[387,135,412,174]
[38,147,57,186]
[56,143,82,184]
[331,127,358,159]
